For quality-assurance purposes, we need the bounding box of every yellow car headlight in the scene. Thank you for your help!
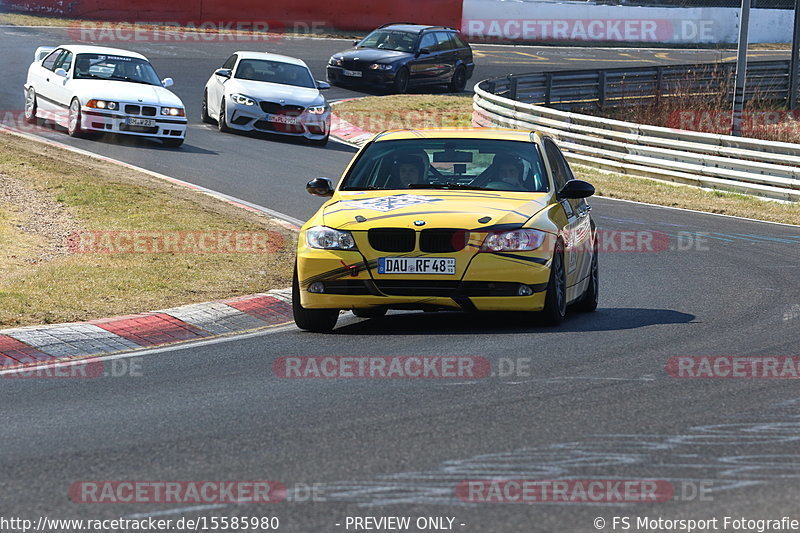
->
[480,229,547,252]
[306,226,357,250]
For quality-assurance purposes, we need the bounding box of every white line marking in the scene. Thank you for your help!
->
[0,323,296,376]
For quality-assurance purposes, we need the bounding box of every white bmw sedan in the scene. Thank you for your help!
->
[202,51,331,145]
[24,45,187,147]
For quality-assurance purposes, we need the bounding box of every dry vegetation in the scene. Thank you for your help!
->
[0,133,295,327]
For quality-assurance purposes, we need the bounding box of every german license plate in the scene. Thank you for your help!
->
[343,69,362,77]
[378,257,456,275]
[127,117,155,127]
[266,113,299,125]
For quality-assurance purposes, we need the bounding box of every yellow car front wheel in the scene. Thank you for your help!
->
[292,264,339,332]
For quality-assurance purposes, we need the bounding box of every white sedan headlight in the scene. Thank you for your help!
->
[161,107,185,117]
[230,94,256,106]
[306,226,357,250]
[87,99,118,110]
[480,229,547,252]
[369,63,393,70]
[306,105,328,115]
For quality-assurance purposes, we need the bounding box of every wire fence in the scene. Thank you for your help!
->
[483,61,791,111]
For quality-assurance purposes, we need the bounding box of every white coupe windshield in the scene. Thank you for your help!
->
[74,53,162,86]
[234,59,315,89]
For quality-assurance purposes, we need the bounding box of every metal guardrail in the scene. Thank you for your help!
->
[473,62,800,201]
[485,61,791,111]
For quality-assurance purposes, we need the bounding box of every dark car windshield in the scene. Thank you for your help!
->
[234,59,315,89]
[341,139,550,193]
[358,30,417,53]
[73,53,161,85]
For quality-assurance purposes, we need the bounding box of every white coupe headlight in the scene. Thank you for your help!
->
[161,107,185,116]
[87,99,118,110]
[306,105,327,115]
[369,63,393,70]
[480,229,547,252]
[231,94,256,106]
[306,226,357,250]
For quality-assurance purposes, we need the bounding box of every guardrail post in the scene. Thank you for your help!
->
[598,71,607,109]
[656,66,664,106]
[509,76,518,101]
[545,73,553,106]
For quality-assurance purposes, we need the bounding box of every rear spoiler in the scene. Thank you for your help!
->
[34,46,56,62]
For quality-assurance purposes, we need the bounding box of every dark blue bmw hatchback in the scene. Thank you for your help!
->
[326,23,475,94]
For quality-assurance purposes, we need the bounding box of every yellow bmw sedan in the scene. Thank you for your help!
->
[293,129,598,332]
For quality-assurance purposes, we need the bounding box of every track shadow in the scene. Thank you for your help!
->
[29,119,216,154]
[202,125,358,153]
[331,307,697,336]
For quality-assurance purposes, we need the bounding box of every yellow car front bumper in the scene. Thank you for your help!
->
[296,247,553,312]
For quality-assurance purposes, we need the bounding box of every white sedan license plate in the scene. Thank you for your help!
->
[343,69,362,77]
[127,117,156,127]
[266,113,299,125]
[378,257,456,275]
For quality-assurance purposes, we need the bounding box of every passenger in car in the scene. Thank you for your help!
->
[389,154,427,189]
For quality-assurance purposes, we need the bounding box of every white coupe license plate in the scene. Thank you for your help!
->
[343,69,362,77]
[265,113,299,125]
[378,257,456,275]
[127,117,156,127]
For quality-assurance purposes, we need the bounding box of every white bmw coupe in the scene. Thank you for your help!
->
[202,51,331,145]
[24,45,187,147]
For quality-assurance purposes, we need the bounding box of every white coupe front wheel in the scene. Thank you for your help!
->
[68,99,84,137]
[24,88,37,124]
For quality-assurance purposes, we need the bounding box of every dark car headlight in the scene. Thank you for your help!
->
[368,63,394,71]
[306,226,357,250]
[329,56,343,67]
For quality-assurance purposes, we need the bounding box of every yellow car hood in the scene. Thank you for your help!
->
[323,190,550,231]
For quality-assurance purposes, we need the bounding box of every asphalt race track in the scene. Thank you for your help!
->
[2,25,800,532]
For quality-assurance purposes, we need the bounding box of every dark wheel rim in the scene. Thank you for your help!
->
[454,69,466,91]
[25,89,35,119]
[396,71,409,92]
[218,101,225,128]
[554,252,566,316]
[202,92,207,117]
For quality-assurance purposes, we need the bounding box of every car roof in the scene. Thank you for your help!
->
[379,24,455,33]
[57,44,148,60]
[372,128,538,143]
[233,51,308,68]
